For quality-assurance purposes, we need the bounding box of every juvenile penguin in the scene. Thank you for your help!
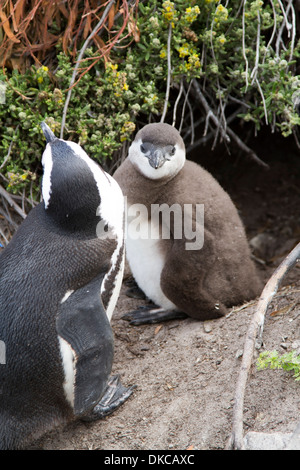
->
[0,123,133,450]
[113,122,262,324]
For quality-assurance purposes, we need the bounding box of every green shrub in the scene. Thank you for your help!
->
[0,0,299,201]
[257,350,300,382]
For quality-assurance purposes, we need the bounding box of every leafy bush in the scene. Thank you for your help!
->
[0,0,299,201]
[257,350,300,382]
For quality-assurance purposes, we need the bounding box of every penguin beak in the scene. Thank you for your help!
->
[148,148,166,169]
[41,121,57,143]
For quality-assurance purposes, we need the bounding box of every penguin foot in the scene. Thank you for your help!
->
[124,279,146,299]
[122,306,187,325]
[125,286,146,300]
[81,375,136,422]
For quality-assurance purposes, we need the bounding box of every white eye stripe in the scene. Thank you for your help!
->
[41,143,53,209]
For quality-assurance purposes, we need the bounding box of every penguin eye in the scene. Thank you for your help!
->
[140,144,147,154]
[169,146,176,156]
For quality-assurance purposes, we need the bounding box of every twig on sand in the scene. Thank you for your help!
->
[227,241,300,450]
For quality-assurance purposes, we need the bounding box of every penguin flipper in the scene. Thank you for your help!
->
[81,375,136,422]
[57,274,114,417]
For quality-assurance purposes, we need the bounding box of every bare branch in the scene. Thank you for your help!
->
[192,80,230,142]
[161,23,172,124]
[172,78,184,127]
[255,78,268,125]
[227,241,300,450]
[0,184,27,219]
[275,0,293,56]
[186,106,243,153]
[277,0,293,35]
[242,0,249,91]
[289,1,296,62]
[179,80,193,136]
[263,0,277,62]
[0,138,14,171]
[60,0,115,138]
[226,126,269,168]
[250,9,261,84]
[0,227,9,246]
[191,80,269,168]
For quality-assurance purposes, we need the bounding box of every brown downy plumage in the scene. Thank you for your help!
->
[114,123,262,322]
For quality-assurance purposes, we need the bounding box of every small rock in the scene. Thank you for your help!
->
[203,322,213,333]
[291,340,300,355]
[244,432,294,450]
[235,349,243,359]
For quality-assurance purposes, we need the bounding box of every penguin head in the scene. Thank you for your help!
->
[128,123,186,180]
[40,122,103,232]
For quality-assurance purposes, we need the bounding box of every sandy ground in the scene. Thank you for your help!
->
[31,274,300,451]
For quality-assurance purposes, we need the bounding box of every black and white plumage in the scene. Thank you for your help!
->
[0,123,133,449]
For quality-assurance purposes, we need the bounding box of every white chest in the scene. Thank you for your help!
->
[125,216,176,310]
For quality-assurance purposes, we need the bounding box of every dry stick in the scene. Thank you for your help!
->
[0,227,9,246]
[275,0,293,57]
[263,0,277,64]
[226,126,269,169]
[255,77,268,125]
[160,23,172,124]
[242,0,249,91]
[0,139,13,171]
[0,184,27,219]
[0,125,19,171]
[186,107,241,153]
[250,9,261,84]
[172,78,184,127]
[192,80,230,143]
[289,1,296,63]
[192,80,269,168]
[60,0,115,138]
[179,79,194,136]
[227,241,300,450]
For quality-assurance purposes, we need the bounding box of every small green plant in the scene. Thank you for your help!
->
[257,350,300,382]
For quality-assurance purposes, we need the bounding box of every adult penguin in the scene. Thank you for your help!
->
[113,122,262,325]
[0,123,134,449]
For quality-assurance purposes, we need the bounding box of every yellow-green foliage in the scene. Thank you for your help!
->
[0,0,299,200]
[257,350,300,382]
